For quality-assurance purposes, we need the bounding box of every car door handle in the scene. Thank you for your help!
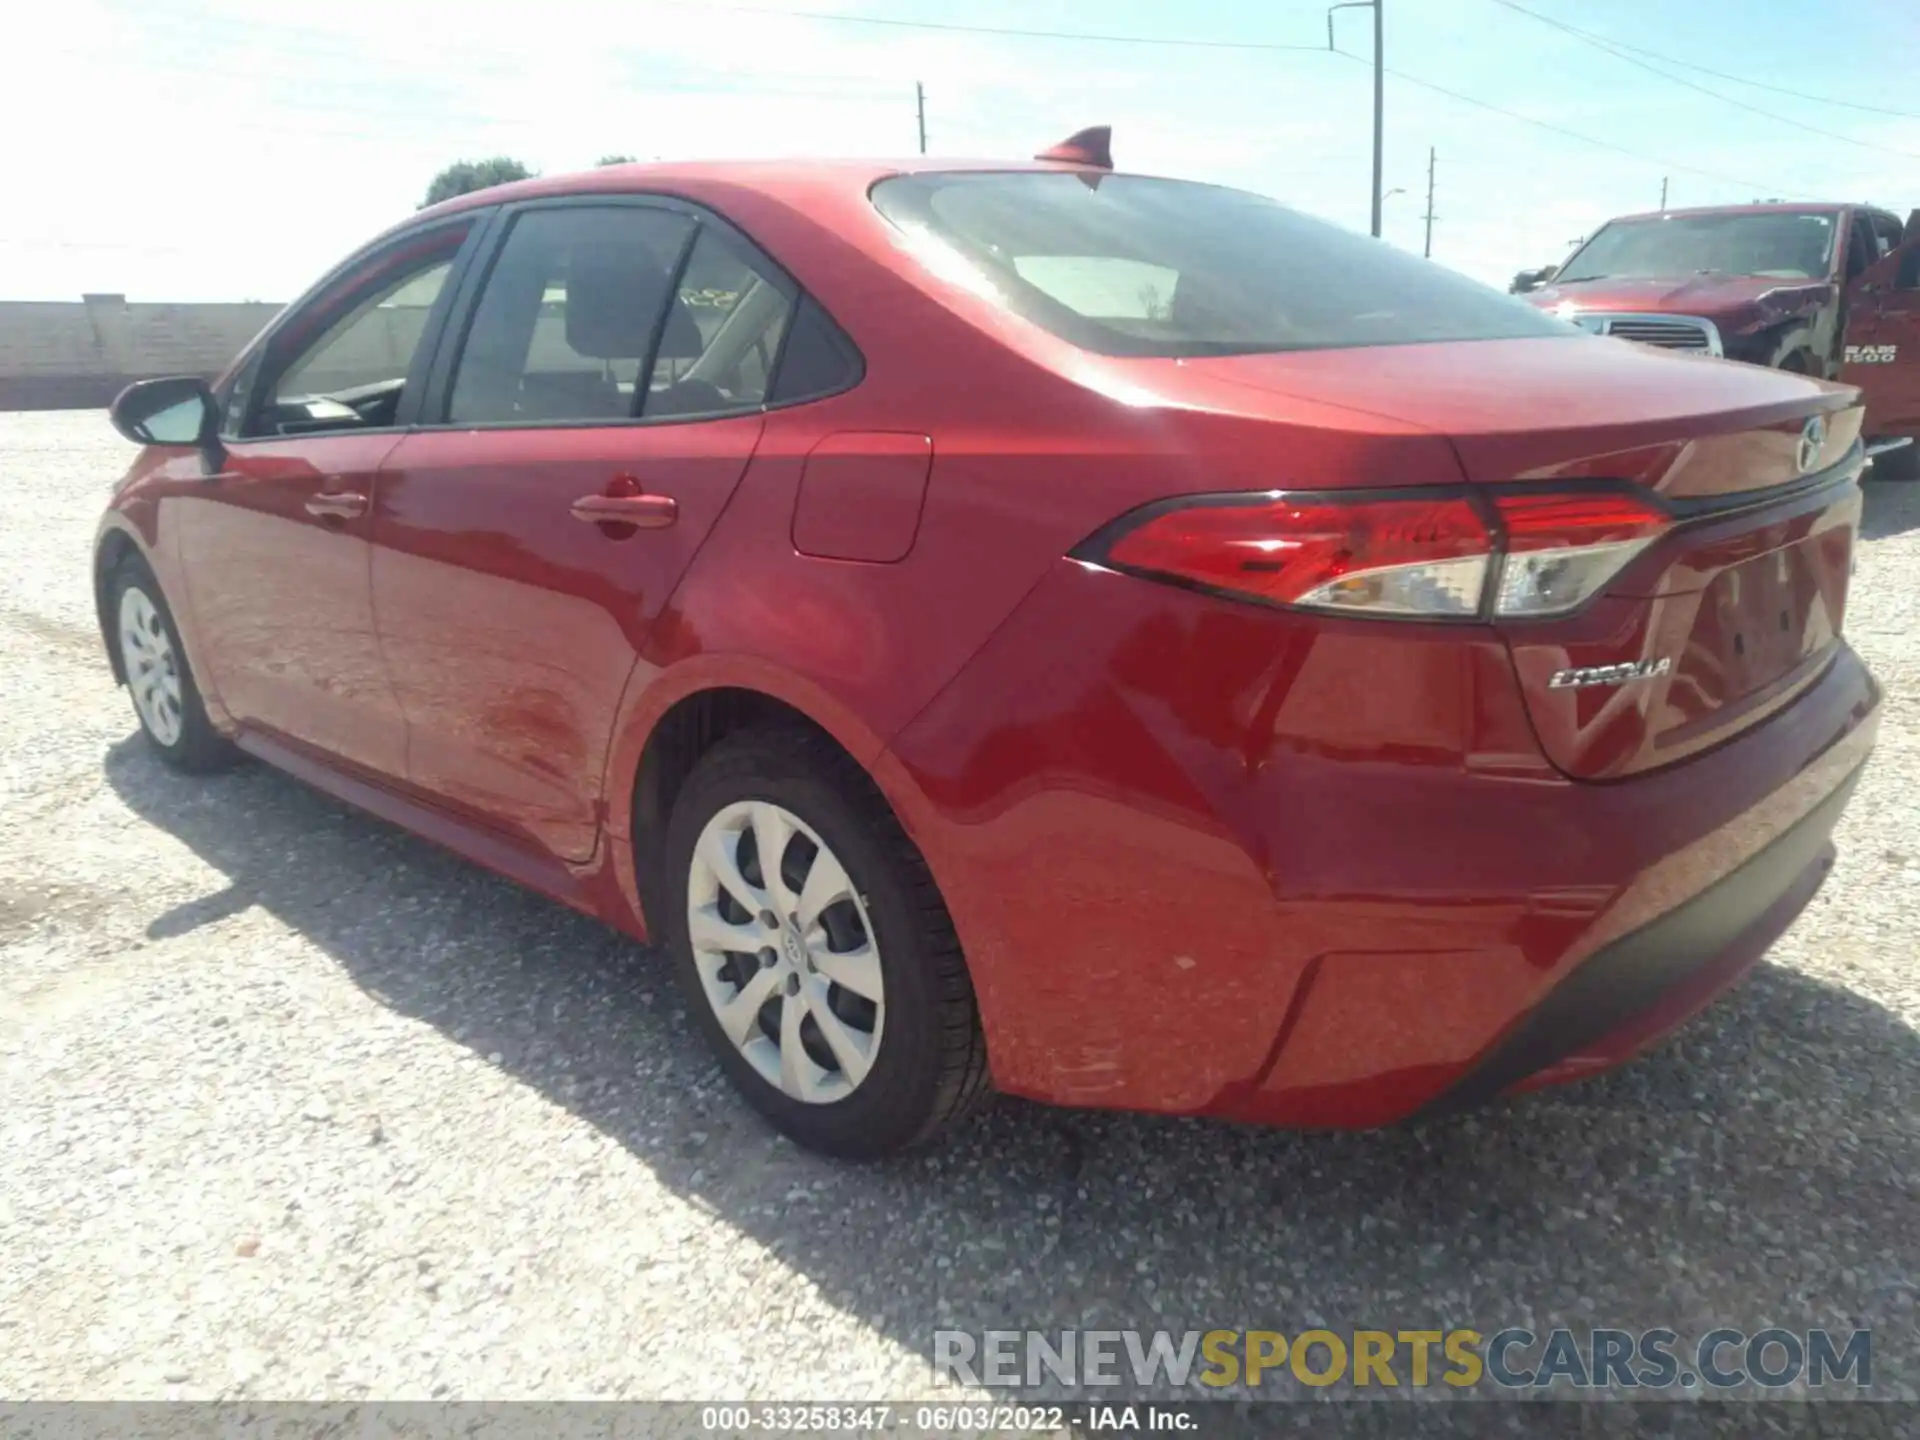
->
[569,492,678,528]
[305,491,369,519]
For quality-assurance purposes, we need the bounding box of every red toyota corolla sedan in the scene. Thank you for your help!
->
[96,134,1879,1158]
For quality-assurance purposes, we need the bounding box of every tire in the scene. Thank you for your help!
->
[1870,444,1920,482]
[1764,331,1819,375]
[662,725,989,1158]
[108,557,236,773]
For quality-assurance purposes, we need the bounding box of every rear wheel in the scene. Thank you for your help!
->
[662,726,989,1158]
[109,559,234,772]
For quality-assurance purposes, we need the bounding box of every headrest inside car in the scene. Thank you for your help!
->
[564,238,706,361]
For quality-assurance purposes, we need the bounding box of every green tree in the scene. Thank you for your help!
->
[420,157,535,209]
[597,154,637,166]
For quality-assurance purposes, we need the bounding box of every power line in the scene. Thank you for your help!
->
[1486,0,1920,121]
[43,44,935,141]
[1328,48,1810,198]
[39,42,1362,175]
[107,0,1825,200]
[701,0,1824,197]
[0,238,195,254]
[1487,0,1920,150]
[639,0,1331,52]
[135,0,1327,56]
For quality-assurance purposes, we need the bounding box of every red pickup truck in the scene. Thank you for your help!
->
[1520,202,1920,476]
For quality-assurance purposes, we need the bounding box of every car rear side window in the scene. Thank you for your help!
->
[651,227,796,418]
[769,295,862,403]
[448,206,694,424]
[446,206,800,425]
[870,171,1570,357]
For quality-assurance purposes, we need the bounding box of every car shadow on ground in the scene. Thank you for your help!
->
[104,737,1920,1404]
[1861,472,1920,541]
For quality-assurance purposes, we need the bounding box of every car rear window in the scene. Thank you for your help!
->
[870,171,1572,358]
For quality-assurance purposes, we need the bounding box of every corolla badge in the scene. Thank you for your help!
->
[1797,415,1827,475]
[1549,657,1673,690]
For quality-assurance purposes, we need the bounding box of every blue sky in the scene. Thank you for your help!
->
[4,0,1917,300]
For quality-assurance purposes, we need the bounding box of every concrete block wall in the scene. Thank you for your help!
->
[0,296,283,409]
[5,296,555,411]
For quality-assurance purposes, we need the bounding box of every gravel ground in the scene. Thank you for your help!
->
[1,408,1917,1409]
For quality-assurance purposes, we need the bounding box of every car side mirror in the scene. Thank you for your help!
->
[108,376,224,467]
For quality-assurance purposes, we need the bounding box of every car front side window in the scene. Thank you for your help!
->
[242,223,471,439]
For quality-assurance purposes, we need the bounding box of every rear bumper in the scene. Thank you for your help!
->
[1420,757,1859,1114]
[881,558,1880,1126]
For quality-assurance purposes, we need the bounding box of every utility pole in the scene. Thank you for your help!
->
[1373,0,1384,239]
[915,82,927,155]
[1328,0,1385,238]
[1421,145,1436,258]
[1659,176,1668,211]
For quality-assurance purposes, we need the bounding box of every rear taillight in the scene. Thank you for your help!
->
[1490,490,1670,618]
[1077,486,1669,621]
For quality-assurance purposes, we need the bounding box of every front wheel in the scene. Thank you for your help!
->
[1763,330,1821,376]
[109,558,235,772]
[662,726,989,1159]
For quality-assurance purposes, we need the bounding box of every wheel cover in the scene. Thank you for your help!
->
[118,585,184,747]
[686,800,884,1105]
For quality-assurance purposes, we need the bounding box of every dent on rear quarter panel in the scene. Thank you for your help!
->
[878,550,1570,1114]
[883,549,1879,1121]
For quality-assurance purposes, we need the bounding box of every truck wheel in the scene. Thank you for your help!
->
[1765,331,1819,375]
[662,725,991,1159]
[1871,445,1919,482]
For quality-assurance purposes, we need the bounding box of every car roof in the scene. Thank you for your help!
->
[413,156,1105,224]
[1600,202,1850,223]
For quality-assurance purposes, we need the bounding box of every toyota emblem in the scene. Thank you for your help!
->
[1797,415,1827,474]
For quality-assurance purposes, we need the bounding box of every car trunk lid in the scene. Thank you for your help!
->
[1169,337,1866,779]
[1494,416,1863,780]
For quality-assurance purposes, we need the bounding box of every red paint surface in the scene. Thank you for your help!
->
[96,157,1882,1129]
[1841,247,1920,442]
[173,435,409,777]
[370,418,765,860]
[792,432,933,563]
